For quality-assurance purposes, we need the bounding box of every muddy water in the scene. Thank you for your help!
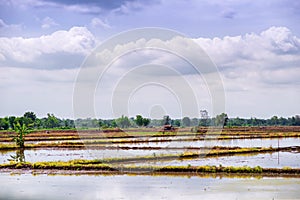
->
[0,173,299,200]
[132,151,300,168]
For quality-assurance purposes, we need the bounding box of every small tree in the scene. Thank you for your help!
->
[116,115,131,128]
[13,122,30,148]
[135,115,144,127]
[142,118,150,126]
[135,115,151,127]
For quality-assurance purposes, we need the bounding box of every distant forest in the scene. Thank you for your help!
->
[0,111,299,130]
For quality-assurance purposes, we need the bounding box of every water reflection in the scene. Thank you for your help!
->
[8,149,26,163]
[0,173,299,200]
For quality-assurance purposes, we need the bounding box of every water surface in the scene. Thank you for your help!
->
[115,137,300,148]
[0,173,299,200]
[132,151,300,168]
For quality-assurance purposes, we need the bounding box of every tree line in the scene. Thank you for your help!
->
[0,111,299,130]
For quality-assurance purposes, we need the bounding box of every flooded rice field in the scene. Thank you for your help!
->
[1,129,300,199]
[0,173,299,200]
[115,137,300,148]
[0,148,183,164]
[1,137,299,165]
[131,151,300,169]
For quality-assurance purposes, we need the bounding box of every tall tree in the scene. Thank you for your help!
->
[45,113,60,128]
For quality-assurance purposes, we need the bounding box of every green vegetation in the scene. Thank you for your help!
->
[13,122,30,148]
[0,111,300,131]
[135,115,150,127]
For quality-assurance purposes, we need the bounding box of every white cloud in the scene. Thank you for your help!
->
[0,26,299,118]
[261,26,300,53]
[0,26,97,66]
[90,18,111,29]
[41,17,59,29]
[194,26,300,84]
[191,26,300,117]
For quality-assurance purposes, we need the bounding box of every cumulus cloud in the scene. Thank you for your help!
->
[190,26,300,117]
[194,26,300,85]
[0,26,299,118]
[0,26,96,68]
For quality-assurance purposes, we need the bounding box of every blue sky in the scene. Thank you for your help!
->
[0,0,299,119]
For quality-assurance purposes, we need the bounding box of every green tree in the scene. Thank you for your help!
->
[111,120,117,128]
[45,113,60,128]
[270,116,279,126]
[116,115,131,128]
[173,119,181,127]
[294,115,300,126]
[0,118,9,130]
[135,115,144,127]
[23,111,36,124]
[142,118,150,126]
[13,122,30,148]
[8,116,16,129]
[215,113,229,127]
[229,117,246,126]
[135,115,150,127]
[182,117,191,127]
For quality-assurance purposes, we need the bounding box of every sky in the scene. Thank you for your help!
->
[0,0,299,119]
